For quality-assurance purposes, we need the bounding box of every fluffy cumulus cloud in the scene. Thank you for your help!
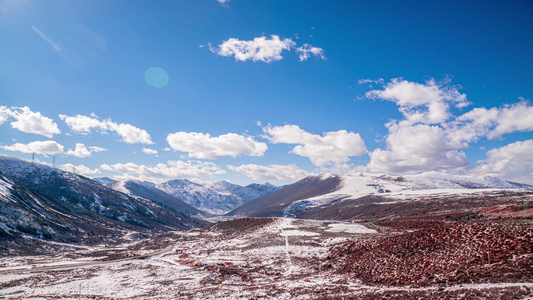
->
[66,143,107,158]
[228,164,314,181]
[166,132,267,159]
[60,163,102,175]
[59,113,107,133]
[471,140,533,184]
[60,113,153,144]
[217,0,229,5]
[0,106,60,137]
[367,123,468,174]
[445,101,533,145]
[210,35,324,63]
[142,148,159,155]
[263,124,367,167]
[366,78,468,125]
[101,160,226,182]
[365,78,533,177]
[1,140,64,155]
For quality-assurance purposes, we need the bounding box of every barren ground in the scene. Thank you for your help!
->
[1,217,532,299]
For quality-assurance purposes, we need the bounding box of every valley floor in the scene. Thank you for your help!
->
[1,217,532,299]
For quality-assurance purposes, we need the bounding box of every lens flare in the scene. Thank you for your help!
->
[144,67,169,88]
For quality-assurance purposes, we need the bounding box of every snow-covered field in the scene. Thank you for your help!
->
[1,218,531,299]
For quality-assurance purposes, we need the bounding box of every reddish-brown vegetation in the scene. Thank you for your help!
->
[330,220,533,286]
[479,205,533,219]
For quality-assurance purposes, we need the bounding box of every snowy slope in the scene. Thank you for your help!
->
[329,171,531,199]
[231,172,531,218]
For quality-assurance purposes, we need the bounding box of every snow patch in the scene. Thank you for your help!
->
[326,223,377,234]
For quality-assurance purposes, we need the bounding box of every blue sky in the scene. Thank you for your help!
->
[1,0,532,185]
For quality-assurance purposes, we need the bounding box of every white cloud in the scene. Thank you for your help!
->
[1,106,61,138]
[295,44,325,61]
[101,160,226,182]
[217,0,229,4]
[59,114,107,133]
[0,106,10,125]
[60,163,102,175]
[367,122,468,174]
[65,143,107,158]
[89,146,107,152]
[364,78,471,174]
[107,122,153,144]
[60,114,153,144]
[66,143,91,158]
[166,132,267,159]
[363,78,533,176]
[228,164,314,181]
[1,140,64,155]
[365,78,468,124]
[210,35,325,63]
[142,148,159,155]
[446,101,533,144]
[471,140,533,184]
[263,124,367,167]
[358,78,384,85]
[211,35,295,63]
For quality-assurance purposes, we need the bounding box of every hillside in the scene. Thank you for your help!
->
[228,172,532,218]
[0,155,209,254]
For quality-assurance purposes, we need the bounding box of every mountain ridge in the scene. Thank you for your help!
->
[157,179,283,215]
[228,171,532,218]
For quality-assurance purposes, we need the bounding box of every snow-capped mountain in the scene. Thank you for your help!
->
[0,155,209,243]
[92,177,116,186]
[228,172,531,218]
[157,179,282,215]
[109,179,206,217]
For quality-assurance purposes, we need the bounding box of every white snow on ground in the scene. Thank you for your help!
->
[443,282,533,291]
[280,230,319,236]
[326,223,378,234]
[289,171,530,214]
[1,217,531,299]
[0,178,13,197]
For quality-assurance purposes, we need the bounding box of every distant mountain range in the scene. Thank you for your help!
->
[156,179,283,215]
[109,179,206,217]
[95,177,284,215]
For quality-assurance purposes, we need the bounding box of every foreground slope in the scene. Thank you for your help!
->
[2,214,531,299]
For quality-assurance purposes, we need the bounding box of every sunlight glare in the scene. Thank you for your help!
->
[144,67,169,88]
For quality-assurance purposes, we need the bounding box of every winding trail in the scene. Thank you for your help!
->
[275,218,294,277]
